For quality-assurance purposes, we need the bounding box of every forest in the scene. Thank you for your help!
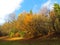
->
[0,3,60,39]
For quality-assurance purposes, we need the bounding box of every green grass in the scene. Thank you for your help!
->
[0,39,60,45]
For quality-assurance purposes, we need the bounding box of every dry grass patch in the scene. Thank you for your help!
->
[4,37,24,41]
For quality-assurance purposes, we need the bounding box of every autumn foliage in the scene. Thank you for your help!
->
[0,3,60,39]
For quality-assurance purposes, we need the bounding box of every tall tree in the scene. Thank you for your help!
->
[50,3,60,33]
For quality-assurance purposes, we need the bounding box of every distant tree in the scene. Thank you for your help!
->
[30,10,33,14]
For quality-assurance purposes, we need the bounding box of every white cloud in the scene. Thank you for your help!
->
[42,0,51,7]
[41,0,58,10]
[41,0,56,10]
[0,18,5,24]
[0,0,23,24]
[39,0,58,16]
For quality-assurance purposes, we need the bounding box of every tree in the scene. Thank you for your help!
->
[49,3,60,35]
[5,13,16,23]
[30,10,33,14]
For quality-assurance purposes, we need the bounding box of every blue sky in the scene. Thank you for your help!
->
[0,0,60,24]
[15,0,47,15]
[15,0,60,15]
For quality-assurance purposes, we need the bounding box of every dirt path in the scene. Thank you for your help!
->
[0,32,56,41]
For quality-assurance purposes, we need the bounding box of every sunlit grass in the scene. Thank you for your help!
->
[4,37,23,41]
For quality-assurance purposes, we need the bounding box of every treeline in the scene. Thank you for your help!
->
[0,3,60,39]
